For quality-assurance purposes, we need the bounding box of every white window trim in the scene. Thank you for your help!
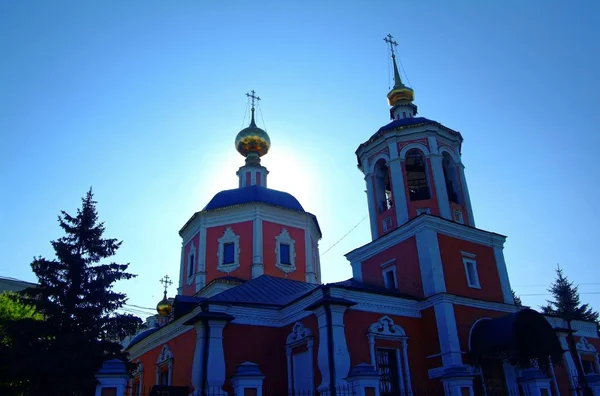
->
[217,227,240,274]
[383,266,398,291]
[382,216,393,232]
[576,337,600,374]
[131,361,144,396]
[416,208,431,215]
[187,243,196,285]
[463,257,481,289]
[367,316,412,394]
[286,322,315,395]
[275,228,296,274]
[155,344,173,386]
[454,209,464,224]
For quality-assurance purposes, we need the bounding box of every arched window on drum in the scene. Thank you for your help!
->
[404,149,431,201]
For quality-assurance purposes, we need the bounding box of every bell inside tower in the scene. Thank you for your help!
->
[374,159,393,213]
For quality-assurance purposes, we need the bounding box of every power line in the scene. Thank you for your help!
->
[320,216,367,257]
[519,291,600,297]
[514,283,600,288]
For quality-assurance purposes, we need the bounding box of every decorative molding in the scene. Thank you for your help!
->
[286,322,313,346]
[368,315,406,339]
[576,337,597,354]
[399,142,431,160]
[157,344,173,364]
[462,257,481,289]
[155,344,174,386]
[460,251,476,258]
[398,138,429,152]
[275,228,296,274]
[217,227,240,274]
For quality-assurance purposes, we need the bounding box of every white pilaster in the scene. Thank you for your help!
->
[415,229,446,296]
[401,339,413,394]
[429,154,452,220]
[304,228,316,283]
[195,223,207,293]
[433,302,463,367]
[558,334,578,390]
[457,163,475,227]
[388,141,409,227]
[493,245,514,304]
[252,214,264,278]
[191,323,205,392]
[206,320,228,394]
[178,245,185,294]
[365,173,379,240]
[313,305,351,390]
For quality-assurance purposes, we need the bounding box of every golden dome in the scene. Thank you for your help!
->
[235,108,270,159]
[156,294,172,317]
[387,86,415,106]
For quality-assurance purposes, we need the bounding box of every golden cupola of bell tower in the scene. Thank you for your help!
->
[384,34,417,120]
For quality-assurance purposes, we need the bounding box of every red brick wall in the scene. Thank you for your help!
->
[360,237,423,298]
[437,234,504,302]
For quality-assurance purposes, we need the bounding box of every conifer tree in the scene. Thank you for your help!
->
[0,189,141,396]
[541,266,598,322]
[511,289,523,307]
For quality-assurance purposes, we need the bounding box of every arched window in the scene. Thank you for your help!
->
[442,152,461,204]
[374,159,393,213]
[404,149,430,201]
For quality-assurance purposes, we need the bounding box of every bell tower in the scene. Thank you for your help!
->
[356,35,476,240]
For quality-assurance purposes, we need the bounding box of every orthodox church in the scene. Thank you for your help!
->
[117,37,600,396]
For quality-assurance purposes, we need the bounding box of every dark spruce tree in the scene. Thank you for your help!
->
[511,289,523,307]
[542,265,598,396]
[2,189,141,396]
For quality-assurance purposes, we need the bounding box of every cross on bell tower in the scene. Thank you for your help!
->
[384,33,398,59]
[246,90,261,110]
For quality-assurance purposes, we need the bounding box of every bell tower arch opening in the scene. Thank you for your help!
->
[374,159,393,213]
[405,149,431,202]
[442,151,462,205]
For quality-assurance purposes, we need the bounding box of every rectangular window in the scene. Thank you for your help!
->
[280,243,291,264]
[383,267,398,291]
[382,217,393,232]
[416,207,431,215]
[376,348,401,396]
[582,358,595,374]
[223,243,235,264]
[454,209,464,224]
[188,253,195,278]
[463,258,480,288]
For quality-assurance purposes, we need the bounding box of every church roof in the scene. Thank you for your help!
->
[125,326,160,350]
[208,275,318,307]
[204,185,305,212]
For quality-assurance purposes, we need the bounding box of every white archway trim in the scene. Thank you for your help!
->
[275,228,296,274]
[367,315,412,394]
[286,322,314,395]
[217,227,240,274]
[439,146,460,164]
[368,153,391,174]
[399,143,431,160]
[155,344,173,386]
[467,318,492,351]
[187,242,197,285]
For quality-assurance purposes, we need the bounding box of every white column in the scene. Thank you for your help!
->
[304,228,316,283]
[364,173,379,240]
[167,360,173,386]
[558,334,578,390]
[434,302,463,367]
[415,228,447,296]
[457,163,475,227]
[548,357,560,396]
[195,222,207,293]
[429,154,452,220]
[401,338,413,394]
[252,213,264,278]
[286,347,293,395]
[503,362,520,394]
[388,142,409,226]
[368,335,376,367]
[594,354,600,373]
[493,245,514,305]
[396,349,406,395]
[206,320,228,394]
[191,322,205,392]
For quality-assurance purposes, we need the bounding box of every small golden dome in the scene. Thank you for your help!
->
[387,86,415,106]
[235,108,270,159]
[156,294,172,317]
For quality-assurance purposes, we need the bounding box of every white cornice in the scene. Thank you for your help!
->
[181,204,321,244]
[329,287,421,318]
[545,316,600,339]
[419,293,519,314]
[345,215,506,264]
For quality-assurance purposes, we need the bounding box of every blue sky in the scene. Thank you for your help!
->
[1,0,599,318]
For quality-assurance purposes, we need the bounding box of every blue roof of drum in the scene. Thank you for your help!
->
[125,326,160,350]
[204,185,305,212]
[372,117,436,138]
